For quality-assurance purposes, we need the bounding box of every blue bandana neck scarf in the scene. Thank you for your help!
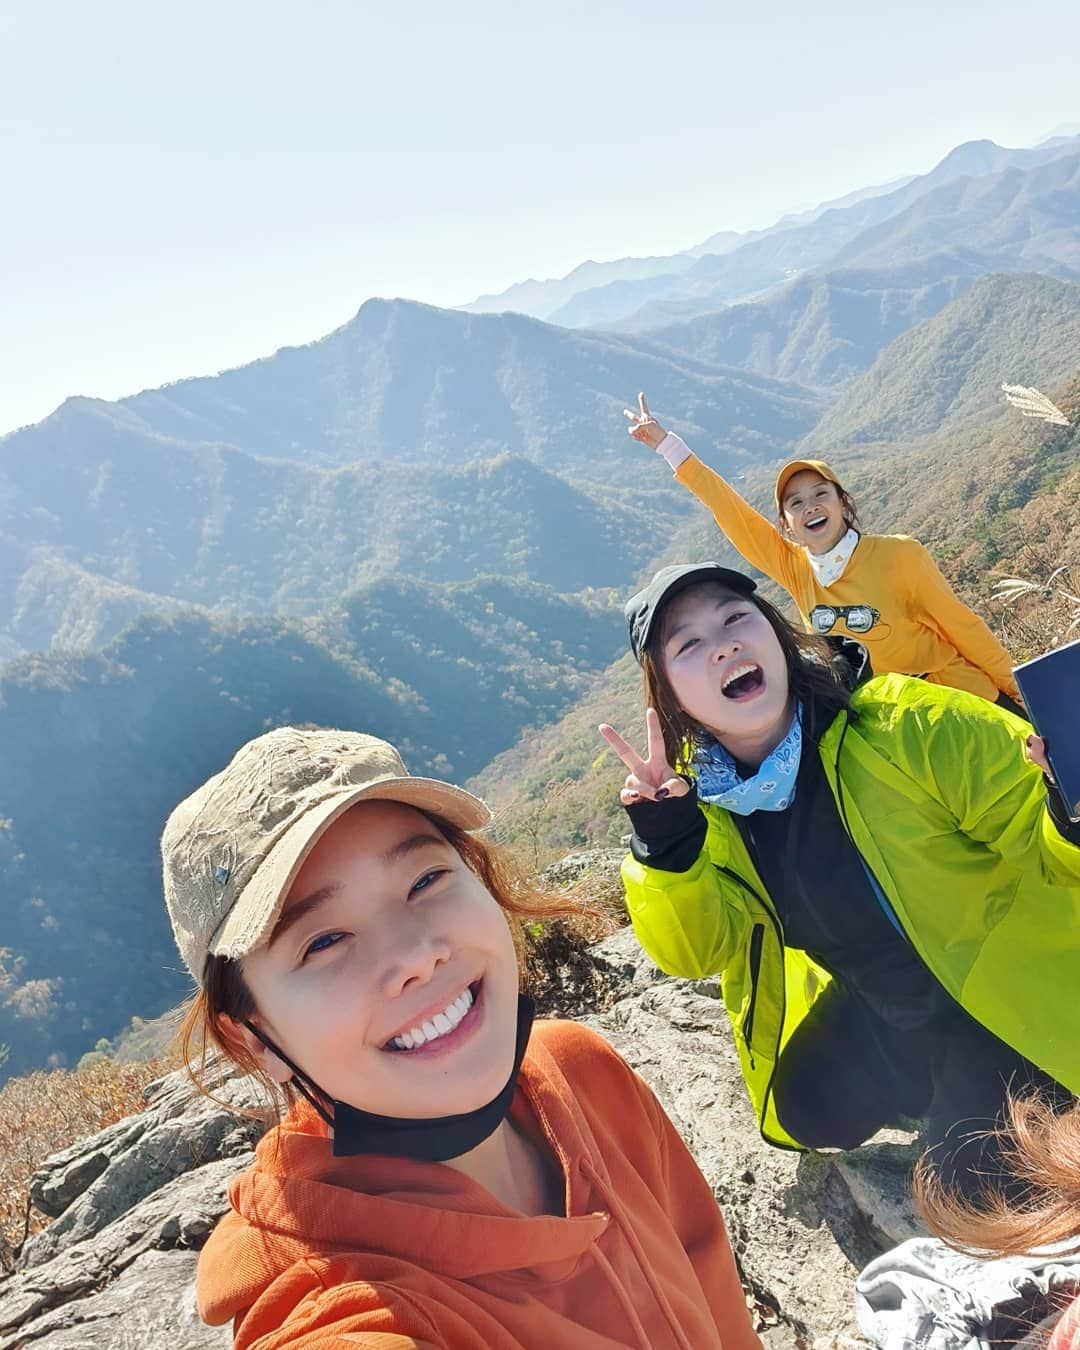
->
[691,703,803,814]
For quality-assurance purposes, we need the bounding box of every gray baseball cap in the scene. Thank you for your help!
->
[624,562,757,662]
[162,726,490,981]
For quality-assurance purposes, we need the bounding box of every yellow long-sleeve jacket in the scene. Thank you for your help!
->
[677,453,1020,702]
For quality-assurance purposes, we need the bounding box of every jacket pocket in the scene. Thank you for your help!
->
[741,923,765,1058]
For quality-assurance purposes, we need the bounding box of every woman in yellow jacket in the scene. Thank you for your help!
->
[600,563,1079,1199]
[623,393,1023,710]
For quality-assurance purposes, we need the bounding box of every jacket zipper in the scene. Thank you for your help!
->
[714,863,797,1150]
[741,923,765,1068]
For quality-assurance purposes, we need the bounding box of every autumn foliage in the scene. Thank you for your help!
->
[0,1055,170,1270]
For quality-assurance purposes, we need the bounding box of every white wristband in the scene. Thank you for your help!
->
[656,432,692,471]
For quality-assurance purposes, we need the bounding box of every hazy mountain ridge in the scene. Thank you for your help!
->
[50,299,823,473]
[0,296,827,655]
[461,134,1077,323]
[639,251,988,388]
[460,253,697,319]
[551,140,1080,331]
[826,152,1080,273]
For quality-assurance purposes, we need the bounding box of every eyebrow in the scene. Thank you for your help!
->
[267,832,449,949]
[382,830,449,864]
[665,596,743,643]
[784,482,828,505]
[268,884,341,949]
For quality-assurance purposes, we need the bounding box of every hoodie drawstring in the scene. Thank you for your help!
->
[581,1158,697,1350]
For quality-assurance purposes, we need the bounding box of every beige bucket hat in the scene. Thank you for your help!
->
[162,726,490,981]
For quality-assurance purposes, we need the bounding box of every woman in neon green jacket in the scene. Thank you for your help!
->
[599,562,1080,1198]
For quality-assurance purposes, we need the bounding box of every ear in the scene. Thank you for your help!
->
[219,1013,294,1084]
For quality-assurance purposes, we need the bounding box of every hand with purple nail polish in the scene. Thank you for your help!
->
[598,709,690,808]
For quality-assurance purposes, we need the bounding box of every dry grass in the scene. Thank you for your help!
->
[990,520,1080,660]
[0,1055,173,1270]
[521,851,629,1017]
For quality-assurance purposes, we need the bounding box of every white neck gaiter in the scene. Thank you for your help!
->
[806,527,860,587]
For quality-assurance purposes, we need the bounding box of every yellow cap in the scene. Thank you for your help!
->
[774,459,843,514]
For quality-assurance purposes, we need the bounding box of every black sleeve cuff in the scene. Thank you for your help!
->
[1045,775,1080,845]
[626,781,707,873]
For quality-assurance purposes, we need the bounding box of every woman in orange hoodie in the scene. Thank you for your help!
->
[163,725,761,1350]
[623,392,1024,712]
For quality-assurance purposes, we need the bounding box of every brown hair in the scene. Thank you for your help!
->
[775,479,862,536]
[178,808,575,1111]
[916,1093,1080,1257]
[641,583,854,768]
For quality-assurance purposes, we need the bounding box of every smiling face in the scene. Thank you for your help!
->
[233,800,521,1121]
[657,583,794,765]
[780,470,848,554]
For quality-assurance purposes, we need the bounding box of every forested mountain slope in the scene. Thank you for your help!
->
[0,577,624,1080]
[800,273,1080,452]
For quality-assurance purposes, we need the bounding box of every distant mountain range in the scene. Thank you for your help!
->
[458,137,1080,333]
[0,299,828,654]
[459,170,920,321]
[4,300,817,475]
[591,149,1080,332]
[639,251,986,388]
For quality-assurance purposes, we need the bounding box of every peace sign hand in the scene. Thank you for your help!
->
[599,708,690,806]
[623,391,668,451]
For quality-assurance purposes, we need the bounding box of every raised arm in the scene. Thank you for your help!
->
[623,392,804,593]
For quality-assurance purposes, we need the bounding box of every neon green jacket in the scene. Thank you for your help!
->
[621,674,1080,1149]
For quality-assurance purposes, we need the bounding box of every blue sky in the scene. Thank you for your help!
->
[1,0,1077,435]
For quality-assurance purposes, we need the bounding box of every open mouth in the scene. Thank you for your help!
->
[804,513,829,533]
[721,662,764,701]
[383,981,482,1054]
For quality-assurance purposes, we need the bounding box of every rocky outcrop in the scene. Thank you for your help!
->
[0,1070,272,1349]
[0,917,925,1348]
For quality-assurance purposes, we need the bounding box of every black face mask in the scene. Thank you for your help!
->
[245,994,535,1162]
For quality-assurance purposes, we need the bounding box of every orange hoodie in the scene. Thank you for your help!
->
[197,1019,761,1350]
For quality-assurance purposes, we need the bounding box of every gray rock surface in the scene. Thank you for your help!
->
[584,927,923,1347]
[0,925,926,1348]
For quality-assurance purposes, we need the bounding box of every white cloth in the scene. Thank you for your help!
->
[807,525,861,586]
[655,431,692,471]
[855,1236,1080,1350]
